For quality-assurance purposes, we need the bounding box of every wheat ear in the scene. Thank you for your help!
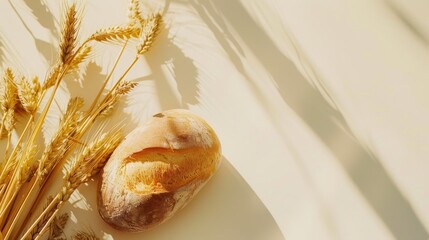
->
[129,0,145,26]
[59,3,79,65]
[17,76,41,114]
[88,25,140,43]
[23,130,123,240]
[38,97,84,181]
[137,14,162,55]
[98,81,139,117]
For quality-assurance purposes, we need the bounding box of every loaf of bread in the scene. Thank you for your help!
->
[97,109,222,231]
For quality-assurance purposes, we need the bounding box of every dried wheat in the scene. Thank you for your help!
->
[137,14,162,55]
[99,81,138,116]
[0,68,19,133]
[69,45,92,72]
[88,25,140,43]
[59,3,79,65]
[129,0,145,26]
[38,97,84,181]
[17,76,41,114]
[42,63,61,90]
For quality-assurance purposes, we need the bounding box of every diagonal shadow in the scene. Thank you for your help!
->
[8,0,57,63]
[384,0,429,46]
[23,0,59,36]
[63,61,106,107]
[143,24,199,109]
[192,0,429,239]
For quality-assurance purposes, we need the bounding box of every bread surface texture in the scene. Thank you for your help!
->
[97,109,221,231]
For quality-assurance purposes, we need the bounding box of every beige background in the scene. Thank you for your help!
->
[0,0,428,239]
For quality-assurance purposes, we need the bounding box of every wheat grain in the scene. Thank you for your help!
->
[64,130,122,189]
[1,68,18,111]
[129,0,145,26]
[0,150,18,186]
[1,1,163,238]
[17,76,41,114]
[42,63,61,91]
[26,130,122,239]
[137,14,162,55]
[59,3,79,65]
[88,25,140,43]
[38,97,84,181]
[0,68,19,134]
[69,45,92,71]
[18,145,37,185]
[98,81,138,117]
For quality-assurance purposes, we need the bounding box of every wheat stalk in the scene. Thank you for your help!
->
[137,14,162,55]
[129,0,145,26]
[98,81,138,117]
[0,68,19,135]
[88,25,140,43]
[69,45,92,72]
[38,97,84,181]
[42,64,61,91]
[59,3,79,65]
[22,130,123,240]
[17,76,41,114]
[0,2,163,239]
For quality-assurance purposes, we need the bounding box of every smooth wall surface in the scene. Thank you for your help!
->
[0,0,428,239]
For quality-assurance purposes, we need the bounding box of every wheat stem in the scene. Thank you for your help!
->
[30,54,139,226]
[34,208,60,240]
[0,114,33,188]
[0,114,6,140]
[2,175,38,239]
[4,132,12,160]
[19,195,59,240]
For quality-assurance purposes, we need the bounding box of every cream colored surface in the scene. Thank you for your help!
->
[0,0,428,239]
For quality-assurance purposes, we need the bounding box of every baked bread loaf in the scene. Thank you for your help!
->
[97,109,222,231]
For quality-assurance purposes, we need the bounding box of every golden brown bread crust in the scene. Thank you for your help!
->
[97,109,221,231]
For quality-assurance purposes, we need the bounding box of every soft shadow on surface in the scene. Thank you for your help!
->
[23,0,59,36]
[63,61,106,106]
[67,158,285,240]
[8,0,57,62]
[191,0,429,239]
[144,24,199,109]
[384,0,429,46]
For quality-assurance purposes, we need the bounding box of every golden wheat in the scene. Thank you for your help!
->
[17,76,41,114]
[69,45,92,72]
[38,97,84,181]
[129,0,145,26]
[137,14,162,55]
[0,1,163,238]
[42,64,61,91]
[89,25,141,43]
[59,3,79,65]
[26,130,123,240]
[98,81,138,117]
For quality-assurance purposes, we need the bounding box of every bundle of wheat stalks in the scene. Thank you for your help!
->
[0,1,161,239]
